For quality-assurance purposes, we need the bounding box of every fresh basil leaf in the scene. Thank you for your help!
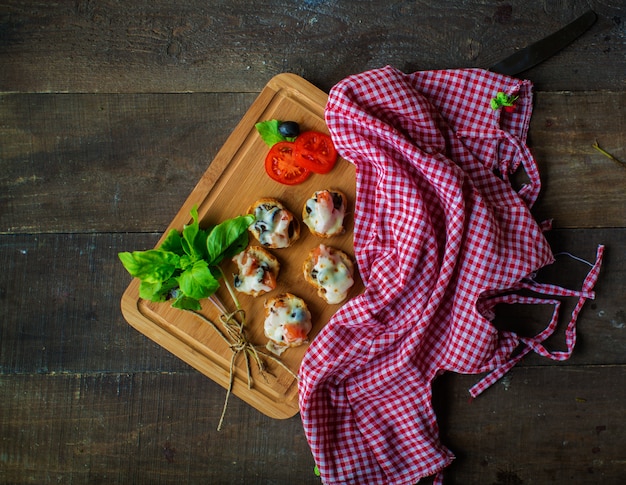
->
[255,119,289,147]
[206,214,255,265]
[160,229,184,255]
[178,260,220,300]
[179,205,210,261]
[171,295,202,311]
[181,205,201,258]
[139,278,178,302]
[139,281,163,301]
[120,206,259,311]
[195,228,211,258]
[150,278,179,300]
[118,250,180,283]
[221,229,250,262]
[178,254,194,271]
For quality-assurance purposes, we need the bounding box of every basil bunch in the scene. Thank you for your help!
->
[119,206,255,310]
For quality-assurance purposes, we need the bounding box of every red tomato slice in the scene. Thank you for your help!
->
[294,131,338,174]
[264,141,311,185]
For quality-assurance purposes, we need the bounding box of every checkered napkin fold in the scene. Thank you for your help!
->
[298,66,603,485]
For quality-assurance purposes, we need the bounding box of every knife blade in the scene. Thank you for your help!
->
[488,10,597,76]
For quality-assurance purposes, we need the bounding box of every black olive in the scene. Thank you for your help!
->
[255,221,268,232]
[270,207,281,221]
[331,192,344,210]
[278,121,300,138]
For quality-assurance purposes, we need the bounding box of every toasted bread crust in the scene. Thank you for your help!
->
[246,197,284,217]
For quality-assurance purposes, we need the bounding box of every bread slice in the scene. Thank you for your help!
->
[247,198,300,249]
[264,293,312,355]
[232,246,279,297]
[303,244,355,304]
[302,189,347,238]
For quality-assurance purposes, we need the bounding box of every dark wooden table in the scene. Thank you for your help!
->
[1,2,625,484]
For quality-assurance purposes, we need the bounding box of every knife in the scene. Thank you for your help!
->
[488,10,597,76]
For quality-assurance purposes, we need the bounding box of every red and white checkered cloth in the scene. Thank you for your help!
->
[298,66,603,484]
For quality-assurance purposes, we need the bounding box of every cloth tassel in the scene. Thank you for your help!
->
[470,245,604,398]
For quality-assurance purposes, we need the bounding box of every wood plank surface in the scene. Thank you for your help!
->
[0,92,255,233]
[2,229,621,375]
[0,232,190,374]
[1,91,624,233]
[432,367,626,484]
[1,1,625,484]
[0,372,315,485]
[0,366,623,484]
[1,1,625,93]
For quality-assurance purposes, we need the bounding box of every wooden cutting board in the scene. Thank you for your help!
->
[120,73,363,419]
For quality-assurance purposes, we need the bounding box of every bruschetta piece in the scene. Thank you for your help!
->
[232,246,279,297]
[302,189,347,238]
[303,244,355,304]
[248,198,300,249]
[264,293,312,355]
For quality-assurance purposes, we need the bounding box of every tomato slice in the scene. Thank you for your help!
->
[264,141,311,185]
[294,131,338,174]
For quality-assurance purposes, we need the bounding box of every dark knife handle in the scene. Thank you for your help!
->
[489,10,597,76]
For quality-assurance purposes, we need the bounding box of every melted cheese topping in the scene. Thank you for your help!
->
[312,244,354,304]
[264,295,312,346]
[252,204,294,248]
[304,191,345,236]
[232,250,275,295]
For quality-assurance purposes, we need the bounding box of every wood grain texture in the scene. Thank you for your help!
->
[1,1,624,93]
[0,92,255,234]
[0,232,191,374]
[1,0,625,483]
[432,367,626,484]
[1,90,624,233]
[0,372,316,485]
[530,91,626,228]
[1,229,622,375]
[0,367,623,485]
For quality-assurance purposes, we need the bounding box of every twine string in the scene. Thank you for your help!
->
[188,306,298,431]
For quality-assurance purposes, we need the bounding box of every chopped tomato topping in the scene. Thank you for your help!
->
[261,269,277,289]
[283,323,308,343]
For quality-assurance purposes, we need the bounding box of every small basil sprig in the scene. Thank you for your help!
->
[255,119,297,147]
[119,206,255,311]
